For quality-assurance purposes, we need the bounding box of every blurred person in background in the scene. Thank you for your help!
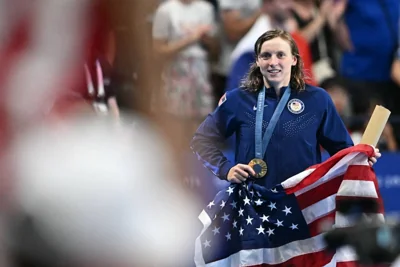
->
[212,0,262,105]
[291,0,345,84]
[320,76,352,128]
[391,39,400,94]
[334,0,400,118]
[152,0,219,146]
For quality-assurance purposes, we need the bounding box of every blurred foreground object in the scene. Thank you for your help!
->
[6,115,198,266]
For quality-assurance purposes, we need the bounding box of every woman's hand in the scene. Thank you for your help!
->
[368,147,381,166]
[227,164,256,183]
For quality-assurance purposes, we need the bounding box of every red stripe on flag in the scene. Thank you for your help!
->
[345,165,376,182]
[336,262,389,267]
[336,262,358,267]
[296,176,343,210]
[286,145,374,195]
[248,250,334,267]
[307,211,336,237]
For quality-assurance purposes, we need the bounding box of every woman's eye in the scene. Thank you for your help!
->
[260,53,270,59]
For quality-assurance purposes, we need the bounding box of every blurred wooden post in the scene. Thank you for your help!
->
[360,105,391,146]
[107,0,192,179]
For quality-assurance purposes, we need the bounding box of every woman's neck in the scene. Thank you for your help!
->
[264,78,289,96]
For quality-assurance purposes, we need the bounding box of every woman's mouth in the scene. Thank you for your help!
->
[268,69,281,74]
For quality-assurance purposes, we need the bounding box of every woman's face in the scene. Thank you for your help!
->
[256,37,297,89]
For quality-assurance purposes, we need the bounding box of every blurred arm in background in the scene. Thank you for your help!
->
[391,47,400,88]
[152,2,213,60]
[327,0,353,51]
[200,4,220,62]
[219,0,261,42]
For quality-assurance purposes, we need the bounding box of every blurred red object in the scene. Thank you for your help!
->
[291,31,316,86]
[0,0,114,201]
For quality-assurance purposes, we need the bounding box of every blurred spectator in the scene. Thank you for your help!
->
[225,0,316,91]
[291,0,343,84]
[211,0,262,104]
[335,0,400,117]
[391,42,400,89]
[152,0,219,139]
[320,76,352,127]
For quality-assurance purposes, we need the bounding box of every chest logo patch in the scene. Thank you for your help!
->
[287,99,305,114]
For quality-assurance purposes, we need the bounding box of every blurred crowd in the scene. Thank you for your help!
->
[150,0,400,152]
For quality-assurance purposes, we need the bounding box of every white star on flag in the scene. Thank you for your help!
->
[282,206,292,215]
[212,226,220,235]
[255,199,263,206]
[226,187,234,195]
[256,225,265,235]
[221,213,230,222]
[239,227,244,236]
[238,208,244,216]
[275,219,284,227]
[260,214,269,222]
[267,228,275,236]
[246,215,253,225]
[232,220,238,228]
[220,200,226,208]
[268,202,277,210]
[203,240,211,248]
[225,233,231,241]
[243,196,251,205]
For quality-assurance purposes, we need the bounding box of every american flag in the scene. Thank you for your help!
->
[194,144,384,267]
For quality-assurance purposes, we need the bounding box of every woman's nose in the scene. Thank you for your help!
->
[268,55,279,65]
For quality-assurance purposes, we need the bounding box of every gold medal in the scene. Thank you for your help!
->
[248,158,267,178]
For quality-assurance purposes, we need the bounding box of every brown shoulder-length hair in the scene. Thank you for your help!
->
[241,29,306,93]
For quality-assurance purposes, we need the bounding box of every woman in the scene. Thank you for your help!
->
[152,0,219,139]
[191,29,380,188]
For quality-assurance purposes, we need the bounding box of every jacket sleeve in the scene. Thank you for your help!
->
[318,90,354,156]
[190,91,239,180]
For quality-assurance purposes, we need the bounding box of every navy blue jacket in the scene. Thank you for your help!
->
[190,85,353,188]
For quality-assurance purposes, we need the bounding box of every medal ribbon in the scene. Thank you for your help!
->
[255,86,291,159]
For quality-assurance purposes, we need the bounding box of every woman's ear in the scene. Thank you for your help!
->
[292,55,297,66]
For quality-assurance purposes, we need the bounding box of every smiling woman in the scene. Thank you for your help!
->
[191,29,361,189]
[241,29,305,94]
